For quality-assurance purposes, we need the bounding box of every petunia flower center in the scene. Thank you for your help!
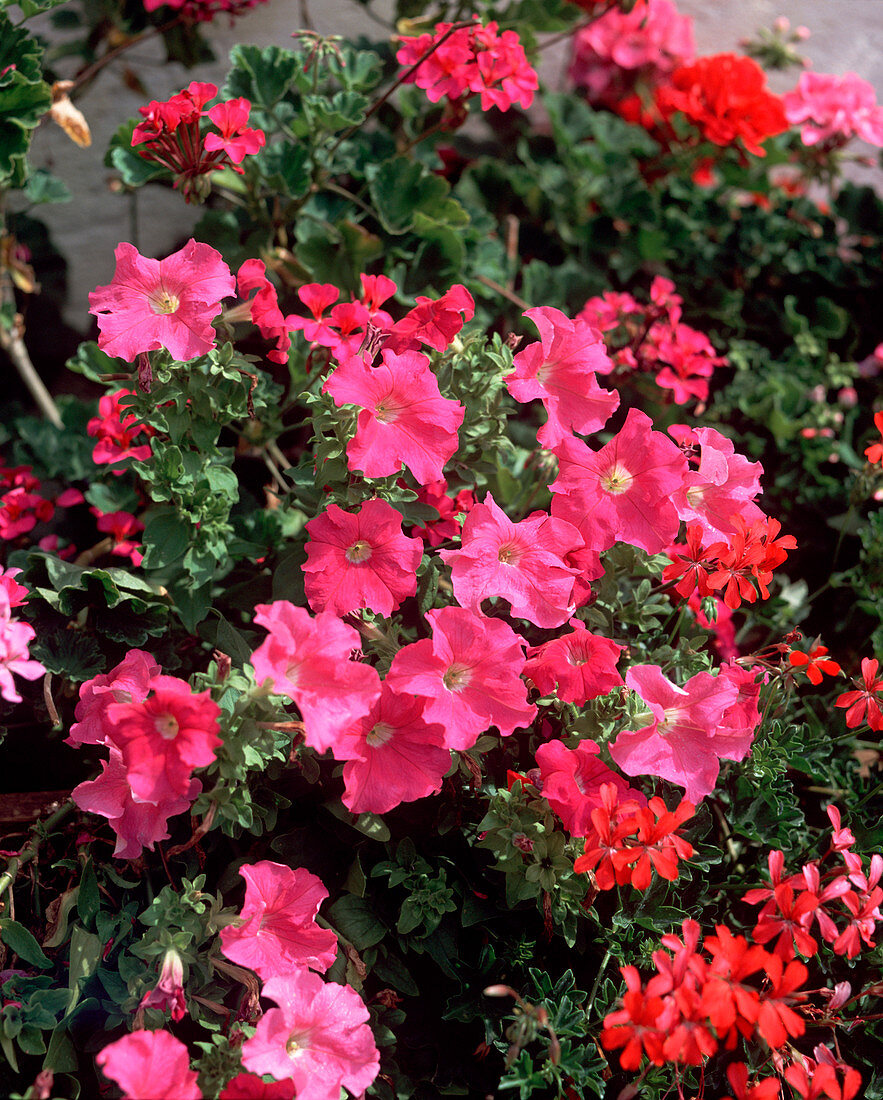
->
[497,541,524,566]
[600,463,632,496]
[286,1031,311,1058]
[565,642,589,667]
[149,290,181,316]
[345,539,373,564]
[373,393,402,424]
[443,663,472,692]
[365,721,394,748]
[154,712,179,740]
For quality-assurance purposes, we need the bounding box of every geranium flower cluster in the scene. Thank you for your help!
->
[784,71,883,148]
[395,19,538,113]
[578,276,727,407]
[0,567,45,704]
[216,860,379,1099]
[655,53,789,157]
[836,657,883,731]
[602,807,877,1097]
[569,0,695,110]
[143,0,269,20]
[131,81,265,200]
[87,389,155,470]
[70,651,221,859]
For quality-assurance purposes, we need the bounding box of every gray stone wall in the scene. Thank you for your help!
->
[23,0,883,330]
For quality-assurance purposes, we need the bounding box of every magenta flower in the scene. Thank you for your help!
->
[240,970,379,1100]
[551,408,688,554]
[204,98,265,162]
[236,259,292,365]
[66,649,161,748]
[139,946,187,1021]
[386,606,536,751]
[524,619,624,705]
[535,739,644,836]
[504,306,618,448]
[334,684,451,814]
[384,284,474,353]
[87,390,154,471]
[106,675,222,805]
[439,494,582,628]
[609,664,741,801]
[0,607,45,704]
[96,1029,201,1100]
[220,860,338,979]
[324,349,465,485]
[89,239,235,362]
[784,71,883,147]
[0,567,29,609]
[220,1075,295,1099]
[303,499,423,617]
[72,746,199,860]
[250,601,381,755]
[670,425,763,541]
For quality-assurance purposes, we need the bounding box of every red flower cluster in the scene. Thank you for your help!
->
[664,516,796,609]
[579,276,726,406]
[655,53,788,157]
[396,20,538,113]
[573,782,695,891]
[87,390,155,471]
[132,81,264,201]
[836,657,883,730]
[0,463,54,540]
[143,0,268,20]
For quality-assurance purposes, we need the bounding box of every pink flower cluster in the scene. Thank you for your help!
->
[0,463,54,540]
[89,241,235,364]
[579,276,727,407]
[131,81,265,199]
[70,651,221,858]
[87,390,155,470]
[0,568,45,704]
[396,20,538,113]
[144,0,268,20]
[569,0,694,109]
[784,71,883,148]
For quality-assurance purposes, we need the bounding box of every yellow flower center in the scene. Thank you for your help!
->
[149,290,180,316]
[154,713,179,740]
[345,539,373,564]
[600,463,632,496]
[443,664,471,692]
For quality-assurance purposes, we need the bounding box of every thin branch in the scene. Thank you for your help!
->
[0,317,63,428]
[475,273,531,311]
[0,800,75,905]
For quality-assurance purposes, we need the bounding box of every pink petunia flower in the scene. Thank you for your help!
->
[0,610,45,704]
[610,664,741,801]
[536,739,644,837]
[303,499,423,617]
[89,239,236,363]
[439,494,582,628]
[240,970,379,1100]
[220,861,338,979]
[0,567,29,609]
[96,1029,201,1100]
[66,649,161,748]
[334,684,451,814]
[386,606,536,751]
[250,601,381,755]
[106,675,222,805]
[139,946,187,1021]
[504,306,618,448]
[670,425,764,541]
[523,618,624,704]
[551,408,688,554]
[72,747,198,860]
[324,349,465,485]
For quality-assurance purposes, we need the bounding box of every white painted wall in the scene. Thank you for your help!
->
[23,0,883,330]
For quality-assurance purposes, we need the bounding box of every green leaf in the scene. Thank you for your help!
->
[327,895,386,951]
[0,919,52,969]
[225,44,303,112]
[141,509,192,568]
[76,859,99,932]
[171,580,213,632]
[105,120,168,188]
[22,167,71,204]
[255,142,311,197]
[367,157,468,236]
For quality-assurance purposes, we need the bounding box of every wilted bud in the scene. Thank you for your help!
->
[50,82,91,147]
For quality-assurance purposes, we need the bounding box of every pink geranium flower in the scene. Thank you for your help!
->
[0,607,45,704]
[220,1075,295,1099]
[303,499,423,617]
[504,306,618,448]
[439,494,582,628]
[87,390,154,471]
[384,284,475,353]
[73,747,199,859]
[324,349,465,485]
[609,664,740,801]
[89,239,235,362]
[524,619,624,704]
[96,1030,201,1100]
[204,98,265,162]
[288,283,340,344]
[551,408,688,554]
[536,739,644,836]
[334,684,451,814]
[220,861,338,979]
[66,649,161,748]
[240,970,379,1100]
[386,606,536,751]
[0,567,29,609]
[250,601,381,755]
[106,675,222,805]
[784,71,883,147]
[237,259,292,365]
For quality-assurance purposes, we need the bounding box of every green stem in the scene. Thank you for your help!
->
[587,949,611,1014]
[0,799,75,904]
